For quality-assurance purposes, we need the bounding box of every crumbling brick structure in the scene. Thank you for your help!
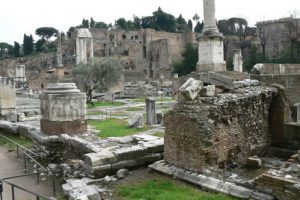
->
[164,86,277,172]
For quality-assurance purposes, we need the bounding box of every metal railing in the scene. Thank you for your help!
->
[0,133,56,200]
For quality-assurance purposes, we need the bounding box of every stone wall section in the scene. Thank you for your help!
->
[164,86,277,172]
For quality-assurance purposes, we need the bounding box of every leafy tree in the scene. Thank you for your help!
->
[35,38,46,52]
[95,22,108,29]
[115,18,128,30]
[23,34,34,55]
[0,42,13,58]
[192,14,200,23]
[152,7,177,32]
[67,27,75,38]
[72,59,122,103]
[13,42,20,57]
[256,23,270,59]
[187,20,193,31]
[218,20,230,58]
[141,16,157,30]
[243,47,265,72]
[35,27,58,41]
[90,17,95,28]
[133,16,141,29]
[194,21,204,33]
[176,14,187,32]
[173,43,198,76]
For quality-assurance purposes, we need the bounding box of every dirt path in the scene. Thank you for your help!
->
[0,146,54,200]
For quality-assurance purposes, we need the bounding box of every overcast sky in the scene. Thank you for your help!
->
[1,0,299,45]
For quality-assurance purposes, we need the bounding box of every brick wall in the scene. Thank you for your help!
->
[40,119,87,135]
[254,173,299,200]
[164,87,276,172]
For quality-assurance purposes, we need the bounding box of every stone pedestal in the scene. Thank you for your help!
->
[197,36,226,72]
[40,83,87,135]
[197,0,226,72]
[146,97,157,125]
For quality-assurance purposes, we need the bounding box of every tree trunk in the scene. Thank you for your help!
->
[262,44,266,60]
[87,90,94,105]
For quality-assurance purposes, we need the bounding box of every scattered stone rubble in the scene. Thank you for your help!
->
[0,120,163,178]
[149,160,274,200]
[84,134,163,177]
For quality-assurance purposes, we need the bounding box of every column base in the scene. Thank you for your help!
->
[197,63,226,72]
[41,119,87,135]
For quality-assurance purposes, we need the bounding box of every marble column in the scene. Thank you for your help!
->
[83,38,87,63]
[76,37,80,64]
[203,0,218,33]
[90,38,94,65]
[80,38,84,63]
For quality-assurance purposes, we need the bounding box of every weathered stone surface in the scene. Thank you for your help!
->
[200,85,215,97]
[111,160,137,170]
[179,78,203,100]
[164,86,277,172]
[17,113,25,122]
[5,112,17,122]
[0,77,16,116]
[84,150,118,167]
[63,179,101,200]
[113,145,148,161]
[116,169,129,179]
[149,160,274,200]
[40,83,87,135]
[246,156,262,169]
[128,113,144,128]
[146,97,157,125]
[156,112,163,124]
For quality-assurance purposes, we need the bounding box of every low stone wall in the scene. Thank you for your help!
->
[251,74,300,88]
[150,160,274,200]
[84,136,163,177]
[252,64,300,75]
[164,86,277,172]
[254,173,300,200]
[0,121,164,178]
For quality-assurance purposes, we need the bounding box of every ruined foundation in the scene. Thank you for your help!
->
[40,83,87,135]
[164,86,277,171]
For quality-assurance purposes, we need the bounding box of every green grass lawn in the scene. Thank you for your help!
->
[0,133,33,151]
[87,101,125,109]
[88,118,149,138]
[153,132,165,138]
[87,111,105,115]
[132,97,175,103]
[118,179,237,200]
[126,107,144,112]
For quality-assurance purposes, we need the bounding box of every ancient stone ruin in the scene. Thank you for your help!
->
[0,77,16,121]
[40,83,87,135]
[76,28,94,64]
[197,0,226,72]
